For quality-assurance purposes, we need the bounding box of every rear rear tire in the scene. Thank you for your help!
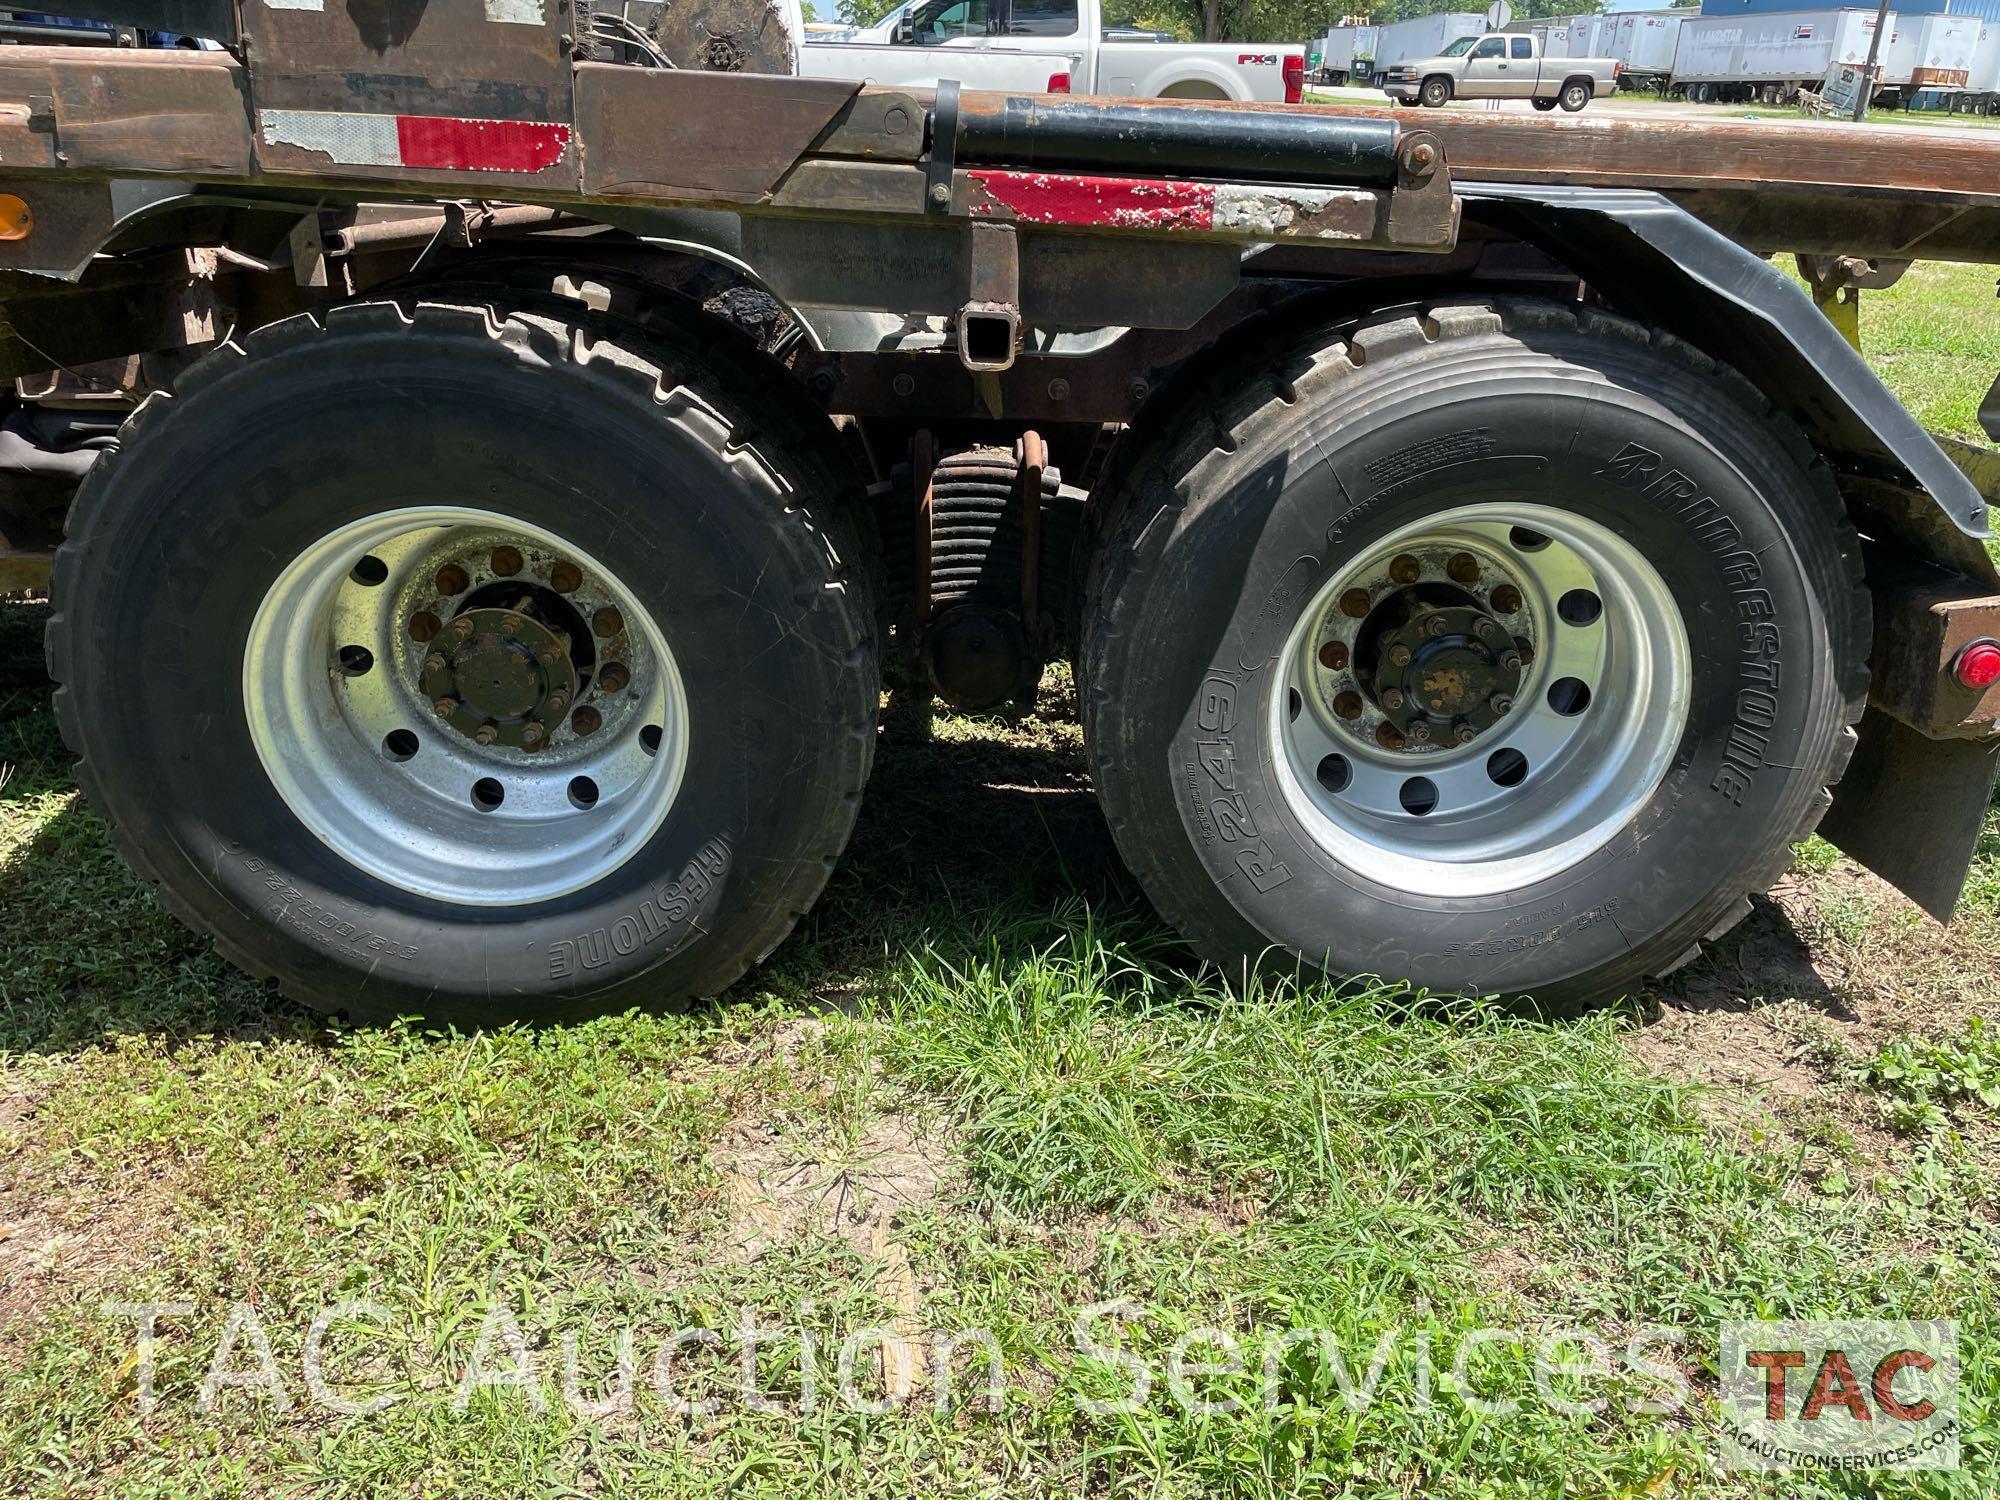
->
[1559,80,1591,112]
[1080,298,1867,1006]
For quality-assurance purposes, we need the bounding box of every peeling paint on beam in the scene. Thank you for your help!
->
[966,169,1377,240]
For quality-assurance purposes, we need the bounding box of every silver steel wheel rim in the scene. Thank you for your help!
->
[1271,502,1691,898]
[243,506,689,906]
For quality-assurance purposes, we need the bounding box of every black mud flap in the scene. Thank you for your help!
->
[1818,707,2000,921]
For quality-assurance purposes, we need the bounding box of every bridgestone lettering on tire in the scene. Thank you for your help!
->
[47,300,878,1024]
[1081,299,1868,1005]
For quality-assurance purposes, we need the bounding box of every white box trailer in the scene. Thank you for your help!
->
[1603,11,1682,81]
[1672,8,1896,98]
[1974,19,2000,89]
[1318,23,1378,81]
[1894,12,1980,89]
[1374,11,1487,67]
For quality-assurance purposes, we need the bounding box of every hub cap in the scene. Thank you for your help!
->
[1272,503,1691,898]
[243,507,688,906]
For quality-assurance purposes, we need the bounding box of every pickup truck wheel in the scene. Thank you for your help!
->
[1419,76,1452,107]
[1080,298,1868,1007]
[1559,79,1592,111]
[47,300,878,1024]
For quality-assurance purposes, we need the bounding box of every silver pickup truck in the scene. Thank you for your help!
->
[1379,31,1618,111]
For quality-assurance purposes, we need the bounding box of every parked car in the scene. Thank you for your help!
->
[802,0,1304,102]
[1378,30,1618,110]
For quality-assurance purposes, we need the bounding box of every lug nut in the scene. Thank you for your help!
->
[572,705,602,736]
[550,561,583,594]
[1424,614,1450,639]
[490,546,524,577]
[1453,721,1477,745]
[597,661,631,693]
[592,607,624,639]
[1381,687,1406,710]
[545,690,571,715]
[409,611,442,643]
[435,563,470,596]
[1375,722,1406,751]
[1318,640,1349,672]
[1387,643,1413,668]
[1333,691,1364,721]
[1500,651,1523,672]
[433,697,458,718]
[522,722,547,750]
[1475,618,1503,643]
[1339,588,1372,620]
[473,723,497,745]
[1514,637,1535,667]
[1491,584,1523,615]
[450,615,475,642]
[424,652,446,673]
[1407,721,1433,744]
[1447,552,1480,585]
[501,611,526,633]
[1491,695,1515,717]
[1389,553,1422,585]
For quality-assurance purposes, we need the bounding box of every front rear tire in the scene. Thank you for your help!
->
[1081,299,1867,1006]
[1420,76,1453,108]
[49,300,879,1024]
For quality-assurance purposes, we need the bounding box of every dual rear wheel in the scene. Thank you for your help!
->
[50,296,1864,1019]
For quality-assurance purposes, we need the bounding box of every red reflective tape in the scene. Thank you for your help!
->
[393,115,570,173]
[968,170,1214,230]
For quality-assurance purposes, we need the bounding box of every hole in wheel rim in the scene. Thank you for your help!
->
[470,778,505,812]
[1399,777,1439,816]
[1548,678,1592,716]
[1509,526,1551,552]
[337,644,374,677]
[1316,754,1351,794]
[639,724,663,757]
[382,729,419,762]
[1558,588,1603,626]
[1486,746,1529,787]
[1287,688,1302,722]
[349,555,388,586]
[568,776,600,810]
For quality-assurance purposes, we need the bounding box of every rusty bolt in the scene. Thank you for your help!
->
[473,723,497,745]
[501,611,526,633]
[1048,377,1070,403]
[928,182,951,206]
[1424,613,1450,639]
[1317,640,1349,672]
[550,561,584,594]
[1453,721,1477,746]
[1381,687,1406,711]
[597,661,631,694]
[521,722,547,750]
[433,697,458,718]
[1127,377,1151,404]
[1447,552,1480,585]
[571,705,603,736]
[1333,690,1364,721]
[450,615,476,642]
[1491,695,1515,717]
[409,611,443,643]
[490,545,524,577]
[1475,617,1503,643]
[1500,651,1523,672]
[1387,642,1413,669]
[1375,722,1406,751]
[545,689,571,716]
[436,563,470,596]
[1408,721,1433,744]
[892,373,917,398]
[884,105,910,135]
[1490,584,1523,615]
[1389,553,1422,585]
[1402,139,1438,178]
[1514,636,1535,667]
[592,607,624,639]
[424,652,446,673]
[1339,588,1372,620]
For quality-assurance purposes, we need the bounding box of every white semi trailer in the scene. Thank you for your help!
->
[1671,7,1894,104]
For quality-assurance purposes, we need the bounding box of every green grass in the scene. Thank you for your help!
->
[1,280,1998,1496]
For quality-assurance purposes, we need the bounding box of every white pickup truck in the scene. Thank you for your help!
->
[800,0,1305,102]
[1377,31,1618,111]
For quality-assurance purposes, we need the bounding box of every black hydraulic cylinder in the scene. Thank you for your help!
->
[950,95,1402,186]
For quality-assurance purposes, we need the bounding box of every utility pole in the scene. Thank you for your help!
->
[1853,0,1891,121]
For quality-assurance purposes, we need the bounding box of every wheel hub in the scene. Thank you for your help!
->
[1359,592,1523,746]
[420,603,581,751]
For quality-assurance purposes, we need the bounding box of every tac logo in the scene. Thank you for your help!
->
[1719,1320,1958,1471]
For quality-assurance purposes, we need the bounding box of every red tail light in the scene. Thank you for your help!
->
[1953,639,2000,690]
[1047,70,1071,93]
[1283,52,1306,103]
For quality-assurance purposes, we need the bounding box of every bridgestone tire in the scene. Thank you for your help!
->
[1081,299,1868,1006]
[48,300,879,1025]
